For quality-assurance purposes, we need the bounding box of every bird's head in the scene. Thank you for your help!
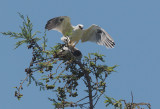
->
[77,24,84,30]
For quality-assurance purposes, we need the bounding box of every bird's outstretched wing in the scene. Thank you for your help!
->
[81,25,115,48]
[45,16,73,36]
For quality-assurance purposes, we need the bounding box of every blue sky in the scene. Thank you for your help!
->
[0,0,160,108]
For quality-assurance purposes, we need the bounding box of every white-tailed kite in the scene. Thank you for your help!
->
[45,16,115,48]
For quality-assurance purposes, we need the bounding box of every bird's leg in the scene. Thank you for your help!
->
[63,36,70,47]
[68,40,72,46]
[65,36,69,47]
[73,40,79,48]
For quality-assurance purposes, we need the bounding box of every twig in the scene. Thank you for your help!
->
[34,57,54,63]
[76,96,89,103]
[56,61,64,74]
[34,42,43,51]
[53,68,66,85]
[131,91,133,109]
[93,93,103,107]
[18,74,30,91]
[77,101,90,106]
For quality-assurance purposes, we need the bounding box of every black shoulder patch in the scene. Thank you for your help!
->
[45,17,64,30]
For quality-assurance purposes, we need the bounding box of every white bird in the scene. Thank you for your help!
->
[45,16,115,48]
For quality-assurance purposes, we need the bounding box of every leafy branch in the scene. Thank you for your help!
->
[1,14,151,109]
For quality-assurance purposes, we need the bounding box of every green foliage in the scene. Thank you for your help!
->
[104,95,123,109]
[1,13,41,49]
[46,84,55,89]
[42,31,47,51]
[1,13,117,108]
[1,14,151,109]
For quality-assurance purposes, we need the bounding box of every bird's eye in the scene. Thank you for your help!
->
[97,29,102,33]
[60,18,64,22]
[79,26,83,29]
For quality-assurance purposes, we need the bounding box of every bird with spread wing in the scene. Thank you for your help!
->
[45,16,115,48]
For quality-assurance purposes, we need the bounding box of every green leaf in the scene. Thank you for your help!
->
[15,40,28,49]
[32,31,41,38]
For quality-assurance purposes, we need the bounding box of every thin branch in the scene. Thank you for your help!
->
[18,74,30,91]
[77,101,90,106]
[131,91,133,109]
[34,42,43,51]
[93,93,103,108]
[53,68,66,85]
[76,96,89,103]
[56,61,64,74]
[34,57,54,63]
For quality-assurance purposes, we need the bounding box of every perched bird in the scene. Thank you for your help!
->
[45,16,115,48]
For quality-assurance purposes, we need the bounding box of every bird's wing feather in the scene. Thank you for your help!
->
[81,25,115,48]
[45,16,73,36]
